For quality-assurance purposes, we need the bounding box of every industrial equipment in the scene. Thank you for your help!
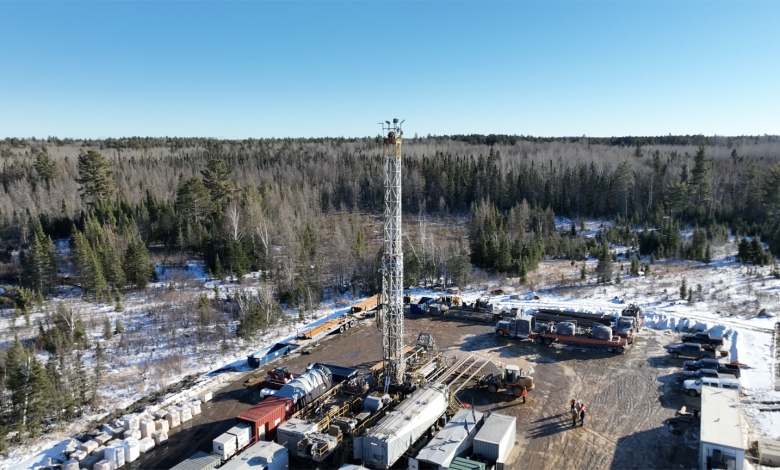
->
[379,118,405,385]
[476,365,534,396]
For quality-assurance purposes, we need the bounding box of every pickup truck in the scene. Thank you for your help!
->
[681,332,724,347]
[664,343,716,359]
[682,368,719,379]
[682,358,741,378]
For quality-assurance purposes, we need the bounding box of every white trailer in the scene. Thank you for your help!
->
[354,383,449,470]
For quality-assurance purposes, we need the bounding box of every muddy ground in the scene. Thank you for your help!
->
[130,315,700,470]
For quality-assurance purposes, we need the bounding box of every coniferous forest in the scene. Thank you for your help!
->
[1,133,780,446]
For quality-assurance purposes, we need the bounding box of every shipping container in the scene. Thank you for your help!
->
[169,451,222,470]
[236,397,294,442]
[473,414,516,467]
[220,440,289,470]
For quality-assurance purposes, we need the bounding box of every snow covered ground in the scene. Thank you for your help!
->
[4,236,780,469]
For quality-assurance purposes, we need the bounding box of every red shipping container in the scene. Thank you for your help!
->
[236,396,294,442]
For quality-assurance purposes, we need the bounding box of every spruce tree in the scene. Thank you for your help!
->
[704,244,712,264]
[114,319,124,335]
[102,316,112,340]
[33,146,56,187]
[595,244,613,284]
[680,278,687,300]
[72,230,106,297]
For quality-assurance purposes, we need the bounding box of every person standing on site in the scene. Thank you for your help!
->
[571,407,578,427]
[521,387,527,404]
[570,398,576,412]
[579,403,586,426]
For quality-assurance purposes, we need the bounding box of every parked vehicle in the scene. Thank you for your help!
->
[664,343,716,359]
[682,358,741,378]
[681,368,719,379]
[681,332,724,348]
[682,377,741,396]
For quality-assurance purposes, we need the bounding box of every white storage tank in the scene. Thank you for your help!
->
[473,413,516,469]
[219,440,288,470]
[213,432,237,460]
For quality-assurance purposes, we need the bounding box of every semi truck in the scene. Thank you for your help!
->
[495,316,629,353]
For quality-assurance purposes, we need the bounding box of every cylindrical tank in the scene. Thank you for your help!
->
[275,366,333,408]
[556,322,576,336]
[592,324,613,341]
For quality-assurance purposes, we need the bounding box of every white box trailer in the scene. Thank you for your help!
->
[354,383,449,470]
[213,432,238,460]
[412,408,484,470]
[473,414,516,469]
[219,440,289,470]
[227,422,252,449]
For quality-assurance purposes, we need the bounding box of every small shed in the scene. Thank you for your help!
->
[169,451,222,470]
[473,413,516,470]
[700,387,744,470]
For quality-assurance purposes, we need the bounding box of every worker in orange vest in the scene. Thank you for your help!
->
[521,387,527,404]
[579,403,586,426]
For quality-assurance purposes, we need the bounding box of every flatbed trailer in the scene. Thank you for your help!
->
[529,331,628,353]
[495,317,629,354]
[297,315,356,341]
[533,309,637,343]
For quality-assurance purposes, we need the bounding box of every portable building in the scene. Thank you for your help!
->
[412,408,484,470]
[473,414,516,469]
[237,396,294,442]
[169,451,222,470]
[700,388,744,470]
[213,432,238,460]
[219,440,289,470]
[354,383,449,470]
[410,297,435,314]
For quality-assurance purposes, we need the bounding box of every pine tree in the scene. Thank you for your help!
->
[21,223,58,295]
[123,238,152,288]
[114,319,124,335]
[115,291,123,312]
[704,244,712,264]
[33,146,56,188]
[103,316,112,339]
[633,143,644,158]
[680,277,687,300]
[630,257,640,276]
[7,340,53,437]
[615,272,621,284]
[687,287,693,303]
[595,244,613,284]
[76,150,116,205]
[72,230,106,297]
[201,158,233,205]
[580,264,586,280]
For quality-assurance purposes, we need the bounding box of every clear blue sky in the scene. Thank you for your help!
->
[1,1,778,139]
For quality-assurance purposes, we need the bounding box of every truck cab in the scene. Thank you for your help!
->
[496,317,535,338]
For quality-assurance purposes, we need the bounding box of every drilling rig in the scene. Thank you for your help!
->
[379,119,405,386]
